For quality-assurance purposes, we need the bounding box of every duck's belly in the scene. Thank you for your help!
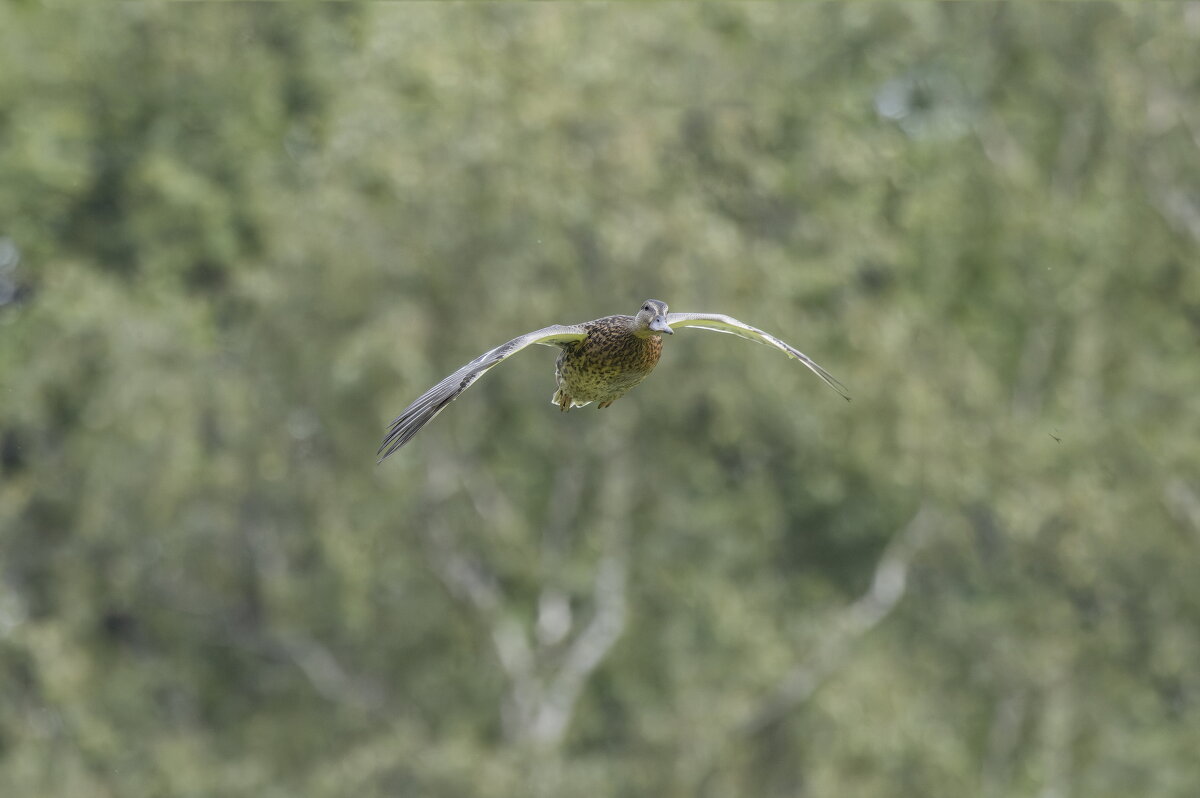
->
[555,337,662,403]
[558,361,650,402]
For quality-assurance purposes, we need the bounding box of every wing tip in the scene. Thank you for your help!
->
[376,437,401,463]
[376,417,414,463]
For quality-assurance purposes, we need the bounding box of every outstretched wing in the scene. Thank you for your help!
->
[378,325,587,461]
[664,312,850,401]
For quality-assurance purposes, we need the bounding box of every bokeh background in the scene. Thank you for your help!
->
[3,3,1200,796]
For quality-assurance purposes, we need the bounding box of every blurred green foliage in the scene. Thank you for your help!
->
[2,4,1199,796]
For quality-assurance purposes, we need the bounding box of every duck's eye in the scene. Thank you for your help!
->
[642,305,651,312]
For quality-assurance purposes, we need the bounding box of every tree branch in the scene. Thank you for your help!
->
[420,441,631,748]
[740,503,935,737]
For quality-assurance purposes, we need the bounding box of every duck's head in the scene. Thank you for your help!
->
[634,299,673,337]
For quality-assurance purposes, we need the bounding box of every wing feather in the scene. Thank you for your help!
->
[664,312,850,401]
[378,325,586,460]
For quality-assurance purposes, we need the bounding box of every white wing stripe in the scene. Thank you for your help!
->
[664,312,850,400]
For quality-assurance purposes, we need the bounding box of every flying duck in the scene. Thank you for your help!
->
[378,299,849,460]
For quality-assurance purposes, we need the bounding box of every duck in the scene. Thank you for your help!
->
[378,299,848,460]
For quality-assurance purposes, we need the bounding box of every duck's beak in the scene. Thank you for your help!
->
[649,316,674,335]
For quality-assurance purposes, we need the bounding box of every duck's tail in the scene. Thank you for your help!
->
[551,389,592,411]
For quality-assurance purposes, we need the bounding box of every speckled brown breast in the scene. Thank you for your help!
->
[555,315,664,404]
